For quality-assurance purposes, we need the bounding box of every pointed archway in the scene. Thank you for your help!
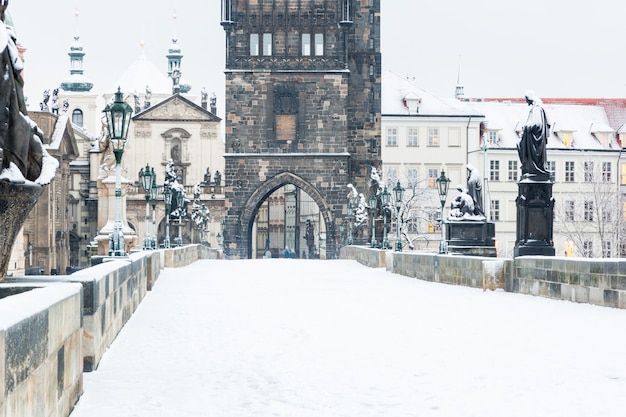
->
[240,172,334,259]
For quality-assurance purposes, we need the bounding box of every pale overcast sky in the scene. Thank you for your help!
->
[8,0,626,113]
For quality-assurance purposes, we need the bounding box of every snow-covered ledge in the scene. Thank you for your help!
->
[0,282,83,417]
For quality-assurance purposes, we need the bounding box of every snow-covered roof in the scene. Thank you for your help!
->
[468,100,619,150]
[382,70,481,117]
[112,52,172,96]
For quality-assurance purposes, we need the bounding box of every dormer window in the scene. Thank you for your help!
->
[403,92,421,114]
[561,132,573,147]
[590,123,614,147]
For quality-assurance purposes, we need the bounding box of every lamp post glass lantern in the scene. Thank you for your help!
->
[141,164,153,250]
[436,169,451,254]
[380,187,390,249]
[176,189,185,247]
[368,193,377,248]
[393,180,404,252]
[149,171,158,249]
[104,87,133,257]
[163,185,172,249]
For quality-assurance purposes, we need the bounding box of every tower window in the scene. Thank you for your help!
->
[263,33,272,56]
[302,34,311,56]
[314,34,324,56]
[72,109,83,127]
[250,34,259,56]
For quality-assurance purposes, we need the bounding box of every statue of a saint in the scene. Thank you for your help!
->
[518,90,550,178]
[213,170,221,186]
[203,167,211,184]
[466,164,483,216]
[201,88,208,109]
[449,185,475,219]
[51,88,59,115]
[98,116,115,177]
[0,2,57,184]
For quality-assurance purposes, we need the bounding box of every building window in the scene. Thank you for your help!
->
[564,200,575,222]
[488,131,498,145]
[508,160,518,182]
[562,132,572,147]
[386,128,397,146]
[546,160,556,180]
[263,33,272,56]
[407,168,418,187]
[584,200,594,221]
[428,128,439,146]
[602,207,612,223]
[490,200,500,221]
[490,160,500,181]
[302,34,311,56]
[250,34,259,56]
[583,240,593,257]
[314,34,324,56]
[584,161,594,183]
[565,161,575,182]
[72,108,83,127]
[427,168,438,188]
[407,128,418,147]
[369,64,374,77]
[602,161,612,183]
[602,241,612,258]
[341,0,352,22]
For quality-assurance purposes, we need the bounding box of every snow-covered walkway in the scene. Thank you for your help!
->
[69,259,626,417]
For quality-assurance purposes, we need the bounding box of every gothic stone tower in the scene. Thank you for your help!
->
[221,0,381,259]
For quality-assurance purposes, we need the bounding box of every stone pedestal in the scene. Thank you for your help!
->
[446,221,497,257]
[0,181,44,279]
[95,176,138,255]
[514,177,555,257]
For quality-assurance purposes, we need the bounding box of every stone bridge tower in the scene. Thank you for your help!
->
[221,0,381,259]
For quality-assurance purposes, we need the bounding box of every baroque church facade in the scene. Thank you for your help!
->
[220,0,382,259]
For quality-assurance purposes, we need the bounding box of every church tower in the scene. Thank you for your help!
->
[221,0,381,259]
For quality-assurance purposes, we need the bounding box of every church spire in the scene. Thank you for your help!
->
[454,55,464,100]
[60,8,93,92]
[166,7,191,93]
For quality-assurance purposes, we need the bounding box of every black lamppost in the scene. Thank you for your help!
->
[393,180,405,252]
[347,202,354,246]
[176,189,185,247]
[149,170,158,249]
[163,184,172,248]
[216,232,222,250]
[104,87,133,257]
[140,163,153,250]
[380,186,391,249]
[436,169,451,254]
[368,192,377,248]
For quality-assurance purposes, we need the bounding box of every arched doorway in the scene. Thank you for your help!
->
[239,172,333,259]
[251,184,325,259]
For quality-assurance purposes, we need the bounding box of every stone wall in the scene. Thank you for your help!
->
[514,256,626,308]
[0,283,83,417]
[340,246,626,309]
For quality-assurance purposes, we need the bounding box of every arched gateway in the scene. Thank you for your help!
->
[221,0,382,259]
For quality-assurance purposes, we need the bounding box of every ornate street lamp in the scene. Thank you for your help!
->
[347,201,354,246]
[380,186,391,249]
[149,170,158,249]
[176,189,185,247]
[163,184,172,248]
[393,180,405,252]
[436,169,451,254]
[103,87,133,257]
[216,232,222,250]
[140,163,153,250]
[368,192,377,248]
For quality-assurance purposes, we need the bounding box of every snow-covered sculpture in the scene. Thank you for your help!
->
[0,1,59,279]
[354,193,368,229]
[369,165,382,196]
[98,116,115,178]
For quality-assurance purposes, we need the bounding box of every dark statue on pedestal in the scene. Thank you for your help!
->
[446,165,496,257]
[514,91,555,257]
[0,1,59,279]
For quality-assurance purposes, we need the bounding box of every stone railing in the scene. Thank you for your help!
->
[1,244,220,417]
[0,282,83,417]
[340,246,626,309]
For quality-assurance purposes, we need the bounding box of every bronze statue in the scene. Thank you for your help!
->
[518,90,550,178]
[0,1,53,183]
